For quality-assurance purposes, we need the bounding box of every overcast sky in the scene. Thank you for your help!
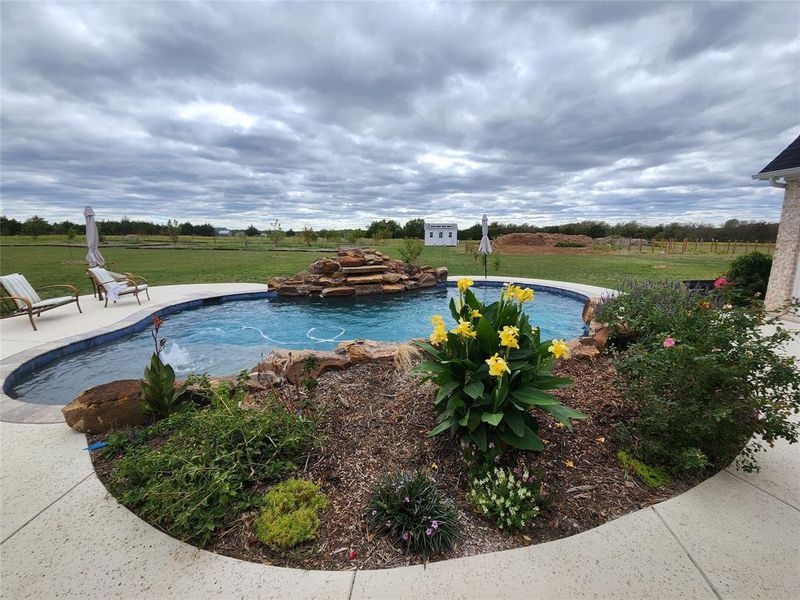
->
[1,1,798,230]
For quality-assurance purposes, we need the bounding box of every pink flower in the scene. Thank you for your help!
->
[403,496,410,503]
[401,532,410,541]
[425,528,433,536]
[713,277,728,289]
[663,337,676,348]
[431,520,439,529]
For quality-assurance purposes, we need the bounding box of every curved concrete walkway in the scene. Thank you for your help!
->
[1,281,798,599]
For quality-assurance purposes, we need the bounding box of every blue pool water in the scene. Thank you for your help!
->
[8,285,586,405]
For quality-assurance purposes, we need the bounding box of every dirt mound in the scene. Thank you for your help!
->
[495,233,594,248]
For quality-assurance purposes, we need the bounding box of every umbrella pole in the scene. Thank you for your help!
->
[483,254,487,280]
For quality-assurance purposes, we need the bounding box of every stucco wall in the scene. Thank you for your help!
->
[765,177,800,311]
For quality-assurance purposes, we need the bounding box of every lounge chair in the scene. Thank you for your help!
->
[85,261,118,299]
[87,267,149,307]
[0,273,82,331]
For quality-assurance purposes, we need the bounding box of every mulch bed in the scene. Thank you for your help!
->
[90,356,701,571]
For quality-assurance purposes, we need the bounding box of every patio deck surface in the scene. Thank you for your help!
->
[1,281,798,599]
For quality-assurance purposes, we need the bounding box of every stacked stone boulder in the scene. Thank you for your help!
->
[267,248,448,297]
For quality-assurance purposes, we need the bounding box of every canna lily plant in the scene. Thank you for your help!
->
[414,280,587,452]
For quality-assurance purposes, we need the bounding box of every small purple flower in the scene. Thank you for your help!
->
[401,532,410,541]
[431,520,439,529]
[489,442,495,449]
[425,528,433,536]
[385,520,392,528]
[403,496,410,503]
[371,510,377,516]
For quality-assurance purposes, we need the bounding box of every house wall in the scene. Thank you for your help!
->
[424,224,458,246]
[765,177,800,312]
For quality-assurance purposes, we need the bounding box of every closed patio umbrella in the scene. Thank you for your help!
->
[84,206,105,267]
[478,213,492,279]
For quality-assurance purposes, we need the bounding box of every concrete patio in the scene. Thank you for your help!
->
[1,282,798,599]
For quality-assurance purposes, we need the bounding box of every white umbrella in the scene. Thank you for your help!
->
[478,214,492,279]
[84,206,105,267]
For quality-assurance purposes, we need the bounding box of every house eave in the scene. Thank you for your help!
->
[751,166,800,181]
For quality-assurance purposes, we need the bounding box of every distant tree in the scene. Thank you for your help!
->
[165,219,180,245]
[267,219,283,245]
[245,225,260,237]
[302,226,317,246]
[179,221,195,236]
[1,216,23,236]
[399,238,423,264]
[21,215,51,239]
[403,218,425,239]
[345,229,363,243]
[194,223,215,236]
[373,225,392,242]
[366,219,402,239]
[285,228,296,237]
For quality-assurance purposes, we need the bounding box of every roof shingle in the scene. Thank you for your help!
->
[758,133,800,175]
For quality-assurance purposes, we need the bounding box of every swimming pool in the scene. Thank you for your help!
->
[7,284,587,405]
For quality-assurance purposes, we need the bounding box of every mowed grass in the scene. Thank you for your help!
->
[1,239,735,297]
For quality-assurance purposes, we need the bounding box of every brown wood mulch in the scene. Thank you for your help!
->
[90,356,703,571]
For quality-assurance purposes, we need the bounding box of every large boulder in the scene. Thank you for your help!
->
[335,339,404,363]
[382,272,403,284]
[321,286,356,297]
[382,283,404,294]
[307,258,340,275]
[417,271,437,288]
[258,349,350,384]
[435,267,449,283]
[62,379,147,434]
[338,255,365,268]
[566,338,601,361]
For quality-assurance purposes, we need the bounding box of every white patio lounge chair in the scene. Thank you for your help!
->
[87,267,150,307]
[0,273,82,331]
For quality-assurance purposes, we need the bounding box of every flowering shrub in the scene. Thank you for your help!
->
[604,284,800,472]
[365,471,459,557]
[141,316,187,419]
[254,479,328,550]
[467,466,541,530]
[415,280,586,452]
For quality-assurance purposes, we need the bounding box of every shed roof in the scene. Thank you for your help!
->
[753,133,800,179]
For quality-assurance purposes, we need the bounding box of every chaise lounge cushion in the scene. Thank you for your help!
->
[31,296,77,309]
[0,273,41,308]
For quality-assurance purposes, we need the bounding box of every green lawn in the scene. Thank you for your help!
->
[0,239,735,297]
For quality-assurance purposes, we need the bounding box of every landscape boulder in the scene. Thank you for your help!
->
[335,339,405,363]
[258,349,350,384]
[62,379,147,434]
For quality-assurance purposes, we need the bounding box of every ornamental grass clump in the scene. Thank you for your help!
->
[254,479,328,550]
[415,279,587,452]
[365,471,459,557]
[467,466,541,530]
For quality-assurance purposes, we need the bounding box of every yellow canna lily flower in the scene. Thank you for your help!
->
[457,278,474,292]
[486,353,511,377]
[431,314,445,327]
[548,339,570,360]
[516,287,534,303]
[471,309,482,319]
[451,319,477,338]
[498,325,520,349]
[502,284,520,300]
[429,324,448,345]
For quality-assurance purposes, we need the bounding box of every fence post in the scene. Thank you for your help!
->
[639,238,643,253]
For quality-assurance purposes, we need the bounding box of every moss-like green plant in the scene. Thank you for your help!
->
[254,479,328,550]
[617,451,671,488]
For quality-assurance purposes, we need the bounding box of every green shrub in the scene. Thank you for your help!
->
[253,479,328,550]
[617,451,671,488]
[724,251,772,305]
[467,466,541,529]
[365,471,459,557]
[610,291,800,473]
[414,280,586,452]
[109,401,314,545]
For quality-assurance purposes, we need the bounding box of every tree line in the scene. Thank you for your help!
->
[0,214,779,243]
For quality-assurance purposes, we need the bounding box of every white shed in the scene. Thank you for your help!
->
[424,222,458,246]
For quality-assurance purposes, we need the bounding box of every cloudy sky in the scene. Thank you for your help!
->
[1,1,798,230]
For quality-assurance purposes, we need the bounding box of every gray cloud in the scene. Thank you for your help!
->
[1,1,797,229]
